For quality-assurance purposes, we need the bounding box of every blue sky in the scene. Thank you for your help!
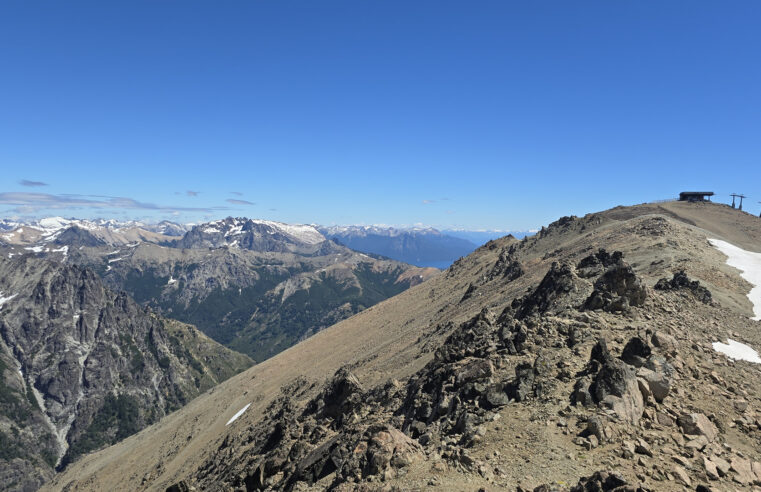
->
[1,1,760,230]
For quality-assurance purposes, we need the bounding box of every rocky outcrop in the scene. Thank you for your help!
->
[516,262,590,318]
[532,470,651,492]
[488,249,524,281]
[572,338,673,424]
[582,253,647,312]
[654,270,712,304]
[576,249,623,278]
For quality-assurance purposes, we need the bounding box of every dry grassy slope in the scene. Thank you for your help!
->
[45,202,761,491]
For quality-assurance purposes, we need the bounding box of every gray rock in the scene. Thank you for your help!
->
[678,413,719,442]
[636,367,671,403]
[590,359,644,423]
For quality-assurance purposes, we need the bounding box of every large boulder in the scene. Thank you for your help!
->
[584,259,647,312]
[591,358,644,423]
[337,425,424,481]
[572,340,645,423]
[678,413,719,442]
[636,367,671,403]
[306,368,364,421]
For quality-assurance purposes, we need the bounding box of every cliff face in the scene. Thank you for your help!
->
[0,255,252,491]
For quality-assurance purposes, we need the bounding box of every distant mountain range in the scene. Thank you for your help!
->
[319,225,534,268]
[0,217,436,362]
[441,228,532,246]
[318,226,475,269]
[1,218,533,270]
[0,217,190,236]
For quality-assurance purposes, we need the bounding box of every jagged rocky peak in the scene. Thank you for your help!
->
[0,254,252,490]
[51,225,106,248]
[174,217,331,253]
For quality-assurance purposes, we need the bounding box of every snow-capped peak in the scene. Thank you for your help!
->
[249,219,324,245]
[191,217,326,246]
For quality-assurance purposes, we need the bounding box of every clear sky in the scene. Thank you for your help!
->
[1,1,760,230]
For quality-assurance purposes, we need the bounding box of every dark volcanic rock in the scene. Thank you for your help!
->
[533,469,651,491]
[576,249,623,278]
[517,262,590,318]
[306,368,364,422]
[569,470,650,492]
[654,270,712,304]
[488,249,524,281]
[573,339,645,423]
[583,253,647,312]
[620,337,652,367]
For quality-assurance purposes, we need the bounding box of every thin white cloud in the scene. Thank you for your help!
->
[0,192,224,213]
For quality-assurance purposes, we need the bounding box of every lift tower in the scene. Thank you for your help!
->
[731,193,746,210]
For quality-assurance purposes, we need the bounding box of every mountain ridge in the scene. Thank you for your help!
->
[44,201,761,491]
[319,225,478,269]
[0,254,252,491]
[1,216,438,362]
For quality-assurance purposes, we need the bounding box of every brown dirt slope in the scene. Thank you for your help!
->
[45,202,761,491]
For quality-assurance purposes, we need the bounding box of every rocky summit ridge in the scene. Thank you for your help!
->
[42,201,761,491]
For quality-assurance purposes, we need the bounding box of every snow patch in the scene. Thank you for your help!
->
[712,339,761,364]
[249,219,325,244]
[225,224,244,237]
[0,291,18,308]
[226,403,251,426]
[168,276,177,285]
[708,238,761,320]
[24,245,44,253]
[51,245,69,255]
[108,256,125,263]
